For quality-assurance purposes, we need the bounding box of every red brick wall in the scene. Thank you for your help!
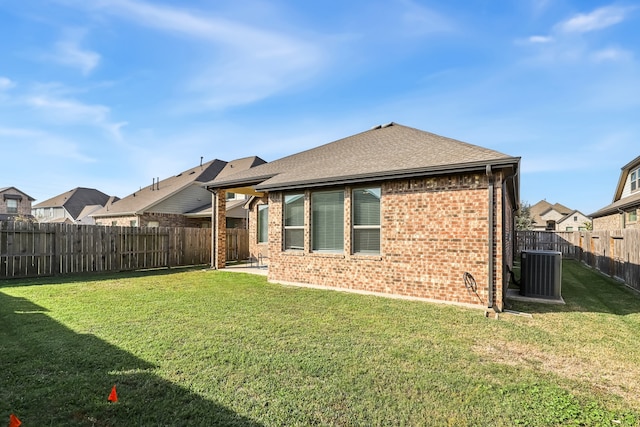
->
[242,171,511,310]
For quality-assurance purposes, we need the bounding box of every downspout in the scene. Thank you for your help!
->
[486,165,495,310]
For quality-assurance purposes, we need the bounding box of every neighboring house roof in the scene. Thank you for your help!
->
[92,157,266,218]
[591,155,640,217]
[0,187,36,201]
[206,122,520,192]
[33,187,113,220]
[529,200,573,227]
[556,210,590,225]
[590,192,640,218]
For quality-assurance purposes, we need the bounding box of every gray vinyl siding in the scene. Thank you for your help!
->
[151,185,211,214]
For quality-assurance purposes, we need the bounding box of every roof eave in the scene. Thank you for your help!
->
[256,158,520,192]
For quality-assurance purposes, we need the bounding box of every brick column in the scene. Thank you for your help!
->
[212,190,226,269]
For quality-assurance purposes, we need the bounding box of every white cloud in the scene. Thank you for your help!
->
[47,29,100,75]
[399,0,454,36]
[25,94,126,140]
[556,6,630,33]
[528,35,553,44]
[590,47,632,62]
[82,0,326,109]
[0,77,15,90]
[0,127,95,162]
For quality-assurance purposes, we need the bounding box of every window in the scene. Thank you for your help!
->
[631,168,640,192]
[352,187,381,254]
[629,209,638,222]
[257,204,268,243]
[226,192,236,200]
[573,216,578,222]
[130,220,137,227]
[148,221,160,228]
[312,190,344,252]
[6,199,17,214]
[566,227,573,231]
[284,194,304,250]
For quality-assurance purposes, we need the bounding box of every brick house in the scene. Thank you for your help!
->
[529,200,591,231]
[32,187,116,224]
[0,187,35,221]
[205,123,520,312]
[92,157,265,228]
[591,155,640,230]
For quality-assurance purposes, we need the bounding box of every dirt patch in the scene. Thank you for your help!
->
[474,340,640,405]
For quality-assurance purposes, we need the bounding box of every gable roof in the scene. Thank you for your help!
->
[206,122,520,192]
[0,187,36,201]
[92,156,266,217]
[590,155,640,217]
[590,192,640,218]
[556,210,590,225]
[33,187,113,219]
[529,200,574,226]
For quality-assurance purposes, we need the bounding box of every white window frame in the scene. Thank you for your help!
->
[311,190,344,253]
[352,187,381,255]
[631,168,639,193]
[6,199,18,214]
[257,204,269,244]
[283,193,305,251]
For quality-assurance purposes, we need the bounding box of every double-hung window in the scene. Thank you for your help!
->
[352,187,381,254]
[284,194,304,250]
[629,209,638,223]
[257,204,269,244]
[6,199,18,214]
[312,190,344,252]
[631,169,639,192]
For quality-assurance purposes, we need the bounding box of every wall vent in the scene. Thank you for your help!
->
[520,250,562,300]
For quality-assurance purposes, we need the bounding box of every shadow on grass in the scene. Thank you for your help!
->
[0,265,210,289]
[507,259,640,315]
[0,291,261,426]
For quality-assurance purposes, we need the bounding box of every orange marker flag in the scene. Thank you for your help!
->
[108,385,118,403]
[9,413,22,427]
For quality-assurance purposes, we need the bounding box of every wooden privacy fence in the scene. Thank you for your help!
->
[0,221,212,279]
[517,230,640,292]
[226,228,249,262]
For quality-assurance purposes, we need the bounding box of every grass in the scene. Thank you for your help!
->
[1,260,640,426]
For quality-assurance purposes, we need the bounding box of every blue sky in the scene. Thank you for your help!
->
[1,0,638,215]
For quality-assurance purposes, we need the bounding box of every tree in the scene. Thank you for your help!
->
[516,202,533,231]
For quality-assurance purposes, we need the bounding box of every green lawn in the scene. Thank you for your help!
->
[1,260,639,426]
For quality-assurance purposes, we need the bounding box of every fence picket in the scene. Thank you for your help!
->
[517,230,640,292]
[0,222,218,279]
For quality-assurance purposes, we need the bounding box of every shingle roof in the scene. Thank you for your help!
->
[590,191,640,217]
[0,187,36,201]
[92,157,266,217]
[92,159,227,216]
[33,187,112,219]
[206,122,519,191]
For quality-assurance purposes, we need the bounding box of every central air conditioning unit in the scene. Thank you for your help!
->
[520,250,562,300]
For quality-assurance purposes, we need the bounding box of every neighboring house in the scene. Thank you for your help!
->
[590,155,640,231]
[0,187,35,221]
[556,210,591,231]
[206,122,520,312]
[92,157,265,228]
[529,200,590,231]
[32,187,116,224]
